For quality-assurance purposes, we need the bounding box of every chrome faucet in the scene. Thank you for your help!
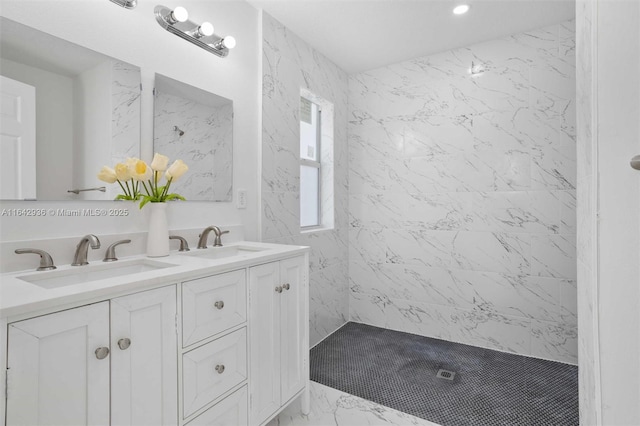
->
[197,226,229,248]
[72,234,101,266]
[15,248,57,271]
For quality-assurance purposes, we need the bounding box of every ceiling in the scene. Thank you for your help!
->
[247,0,576,74]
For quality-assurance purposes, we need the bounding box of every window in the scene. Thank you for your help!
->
[300,97,321,228]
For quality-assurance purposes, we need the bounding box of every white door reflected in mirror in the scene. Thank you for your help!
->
[0,75,36,200]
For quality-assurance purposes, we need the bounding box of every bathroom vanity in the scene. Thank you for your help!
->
[0,241,310,426]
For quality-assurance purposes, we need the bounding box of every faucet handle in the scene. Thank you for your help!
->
[103,239,131,262]
[213,229,230,247]
[15,248,57,271]
[169,235,190,252]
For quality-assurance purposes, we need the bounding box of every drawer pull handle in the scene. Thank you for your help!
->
[275,286,283,293]
[215,364,225,374]
[95,347,110,360]
[214,301,225,310]
[282,283,290,290]
[117,338,131,350]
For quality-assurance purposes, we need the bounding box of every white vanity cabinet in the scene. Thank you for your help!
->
[1,244,309,426]
[248,256,308,425]
[6,286,178,426]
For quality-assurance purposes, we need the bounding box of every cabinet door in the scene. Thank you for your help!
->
[279,256,307,403]
[6,302,110,426]
[248,262,281,424]
[111,286,178,426]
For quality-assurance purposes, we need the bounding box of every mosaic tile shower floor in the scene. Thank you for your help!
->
[310,322,578,426]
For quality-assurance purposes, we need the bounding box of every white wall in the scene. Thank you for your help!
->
[0,0,261,242]
[348,21,577,364]
[577,0,640,423]
[75,60,112,200]
[0,58,75,201]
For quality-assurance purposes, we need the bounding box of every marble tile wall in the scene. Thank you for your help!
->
[109,61,141,200]
[576,0,600,422]
[348,21,577,364]
[261,12,350,347]
[154,92,233,201]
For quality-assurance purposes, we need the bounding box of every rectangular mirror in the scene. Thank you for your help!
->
[0,17,141,201]
[153,74,233,202]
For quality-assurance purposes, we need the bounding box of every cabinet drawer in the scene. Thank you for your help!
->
[182,269,246,347]
[185,386,248,426]
[183,328,247,418]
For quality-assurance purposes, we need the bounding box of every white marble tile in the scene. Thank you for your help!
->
[469,191,561,234]
[345,18,578,364]
[451,231,530,275]
[262,135,300,193]
[560,279,578,327]
[530,320,578,364]
[154,91,233,201]
[262,191,299,240]
[349,192,472,230]
[352,263,459,307]
[383,229,454,267]
[262,13,350,349]
[449,270,562,322]
[349,292,532,355]
[349,227,386,265]
[559,190,577,234]
[297,231,347,273]
[310,263,349,347]
[270,382,439,426]
[531,234,577,279]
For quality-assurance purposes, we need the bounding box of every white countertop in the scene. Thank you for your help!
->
[0,241,309,320]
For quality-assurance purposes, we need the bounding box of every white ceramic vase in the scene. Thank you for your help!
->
[146,202,170,257]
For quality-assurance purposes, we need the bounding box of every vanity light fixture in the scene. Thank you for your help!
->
[453,4,470,15]
[154,5,236,58]
[109,0,137,9]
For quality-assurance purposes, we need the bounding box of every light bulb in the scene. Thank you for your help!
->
[170,6,188,23]
[195,22,214,38]
[453,4,470,15]
[222,36,236,49]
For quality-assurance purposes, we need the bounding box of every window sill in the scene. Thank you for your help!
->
[300,225,335,235]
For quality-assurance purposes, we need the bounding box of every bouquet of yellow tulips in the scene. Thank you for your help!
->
[97,153,188,208]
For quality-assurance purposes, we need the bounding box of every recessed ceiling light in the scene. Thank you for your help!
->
[453,4,470,15]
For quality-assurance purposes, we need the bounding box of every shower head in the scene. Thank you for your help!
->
[173,125,185,136]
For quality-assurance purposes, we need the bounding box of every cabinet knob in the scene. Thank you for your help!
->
[117,338,131,350]
[275,286,283,293]
[214,300,225,310]
[95,347,110,360]
[215,364,225,374]
[282,283,290,291]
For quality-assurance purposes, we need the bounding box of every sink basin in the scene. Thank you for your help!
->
[17,259,177,290]
[183,245,268,260]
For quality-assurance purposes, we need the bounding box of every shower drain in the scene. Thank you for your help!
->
[436,369,456,381]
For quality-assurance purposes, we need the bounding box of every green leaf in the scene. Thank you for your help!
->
[139,197,151,209]
[165,193,186,201]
